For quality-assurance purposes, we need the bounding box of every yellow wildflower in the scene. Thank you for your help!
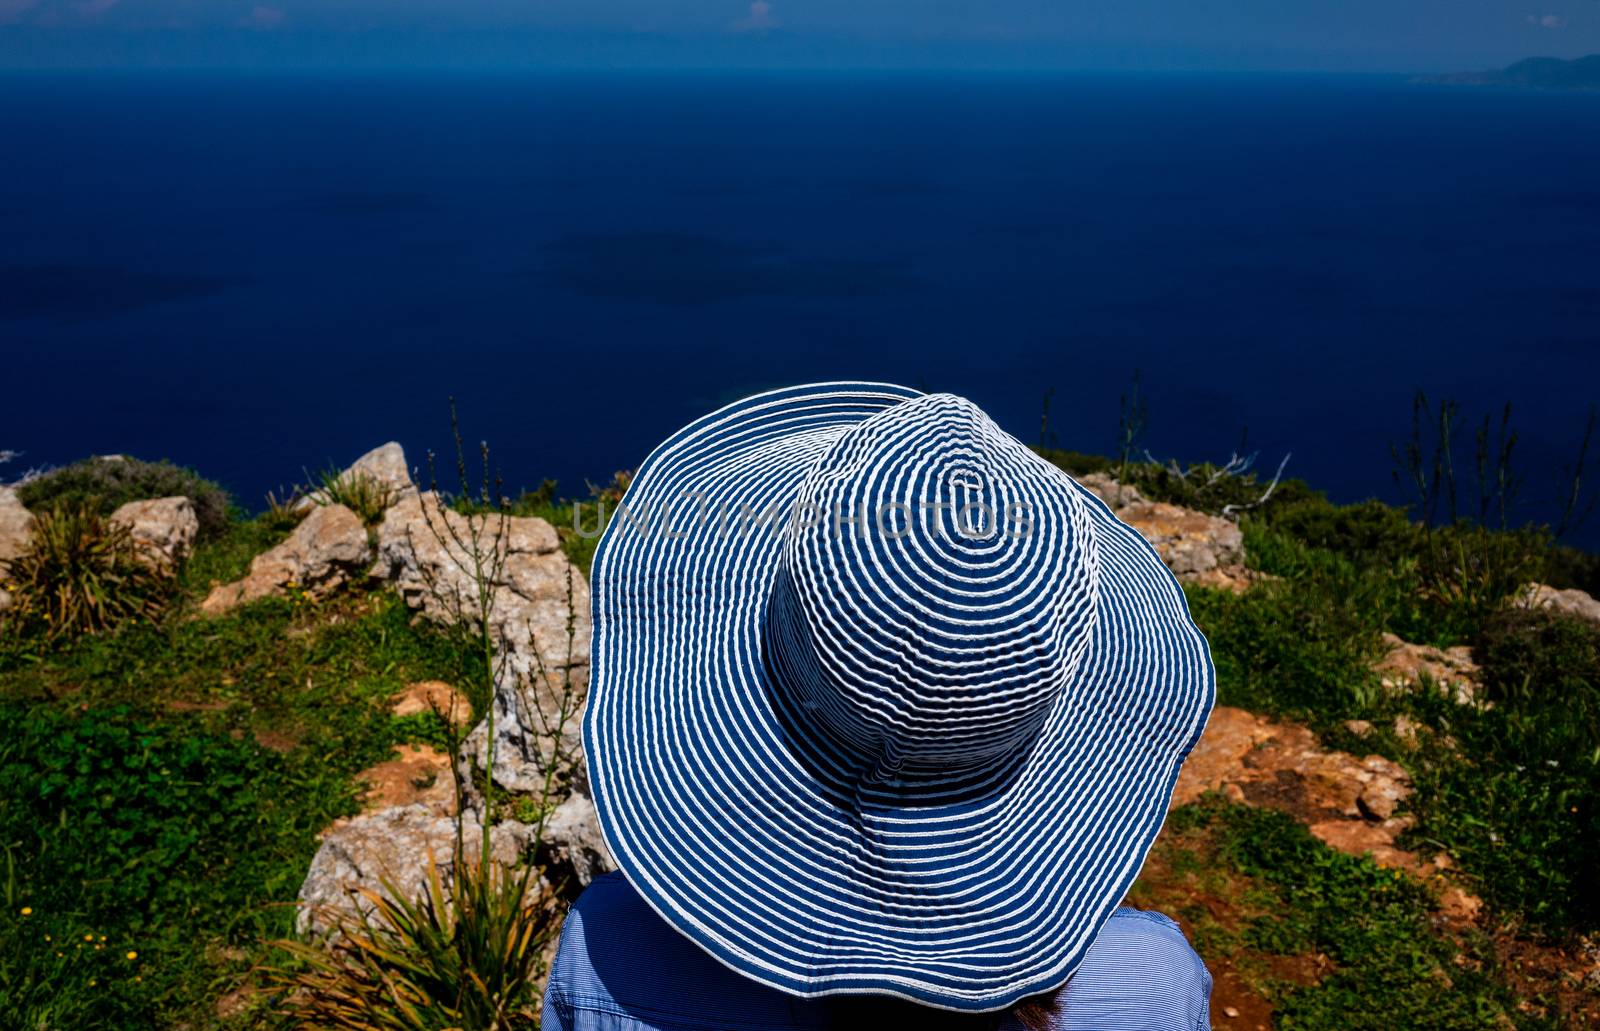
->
[83,934,93,942]
[126,950,138,961]
[19,907,31,916]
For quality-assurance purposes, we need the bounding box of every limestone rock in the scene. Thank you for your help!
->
[296,804,532,937]
[315,489,598,928]
[297,442,416,513]
[0,487,35,612]
[373,492,591,796]
[1181,564,1259,593]
[109,496,198,570]
[1518,582,1600,627]
[1115,501,1246,583]
[537,787,616,890]
[0,486,33,564]
[1374,632,1479,705]
[1075,472,1147,511]
[200,504,371,616]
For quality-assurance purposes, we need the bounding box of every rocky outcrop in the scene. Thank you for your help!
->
[373,492,591,796]
[1173,706,1478,918]
[297,485,608,935]
[1072,475,1257,591]
[296,804,533,937]
[1076,471,1148,510]
[1115,500,1254,591]
[297,442,417,514]
[200,504,371,616]
[373,493,586,657]
[291,490,616,912]
[1373,632,1479,705]
[1518,582,1600,627]
[109,496,198,571]
[1174,706,1411,829]
[537,788,612,890]
[0,486,33,611]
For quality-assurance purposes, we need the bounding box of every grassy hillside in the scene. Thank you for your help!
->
[2,449,1596,1028]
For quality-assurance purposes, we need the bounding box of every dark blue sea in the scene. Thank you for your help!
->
[3,71,1598,544]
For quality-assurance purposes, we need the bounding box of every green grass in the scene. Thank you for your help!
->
[178,515,296,597]
[1185,491,1599,940]
[1400,608,1600,934]
[1147,799,1564,1030]
[0,522,483,1028]
[0,702,356,1027]
[3,448,1595,1025]
[18,456,233,541]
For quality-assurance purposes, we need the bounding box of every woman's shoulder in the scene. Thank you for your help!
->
[547,873,832,1030]
[1043,907,1212,1031]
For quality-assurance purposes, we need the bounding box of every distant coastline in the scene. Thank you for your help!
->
[1421,54,1600,89]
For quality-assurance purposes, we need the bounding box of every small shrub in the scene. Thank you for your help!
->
[1,504,173,643]
[1186,800,1540,1029]
[1036,448,1319,517]
[1259,497,1420,570]
[509,478,559,512]
[313,468,397,526]
[1031,447,1113,477]
[1185,573,1387,721]
[1410,523,1550,642]
[263,487,308,533]
[1542,543,1600,598]
[272,847,559,1030]
[1477,607,1600,719]
[18,456,231,540]
[1398,610,1600,934]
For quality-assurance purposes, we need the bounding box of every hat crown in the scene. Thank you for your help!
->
[777,393,1100,771]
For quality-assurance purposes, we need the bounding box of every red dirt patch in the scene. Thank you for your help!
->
[164,698,231,713]
[389,679,472,728]
[251,727,301,753]
[355,743,455,814]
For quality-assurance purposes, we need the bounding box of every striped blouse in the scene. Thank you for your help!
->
[543,873,1212,1031]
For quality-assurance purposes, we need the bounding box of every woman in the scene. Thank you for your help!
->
[544,384,1215,1030]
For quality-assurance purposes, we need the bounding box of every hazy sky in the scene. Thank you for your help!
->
[0,0,1597,72]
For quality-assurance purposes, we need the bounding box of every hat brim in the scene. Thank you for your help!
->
[585,382,1215,1013]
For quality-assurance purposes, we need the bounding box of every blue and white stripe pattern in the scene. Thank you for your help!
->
[585,382,1215,1013]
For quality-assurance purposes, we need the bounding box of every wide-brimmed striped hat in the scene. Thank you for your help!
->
[584,382,1214,1012]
